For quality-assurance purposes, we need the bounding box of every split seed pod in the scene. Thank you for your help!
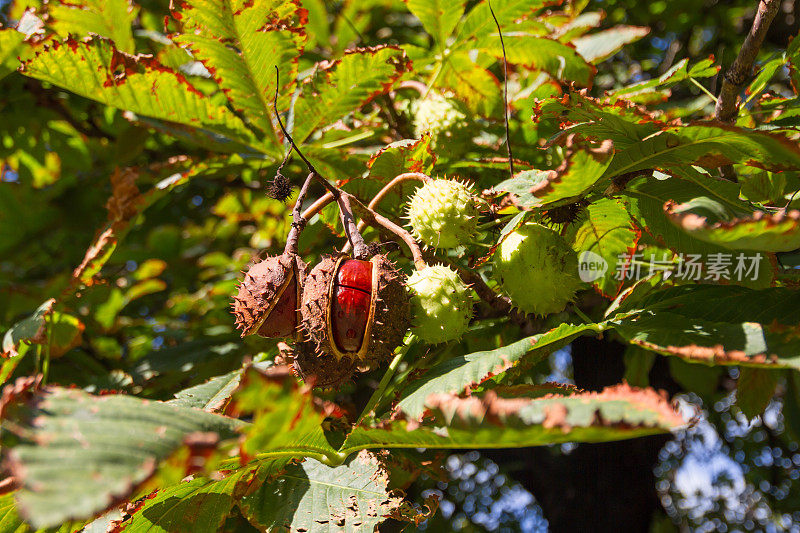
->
[232,253,307,338]
[301,254,410,367]
[288,340,358,389]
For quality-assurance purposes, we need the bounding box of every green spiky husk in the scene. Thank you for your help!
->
[407,265,473,343]
[492,223,581,316]
[407,179,479,249]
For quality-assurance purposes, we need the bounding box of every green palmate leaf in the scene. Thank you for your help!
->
[438,51,501,116]
[395,323,603,418]
[233,366,337,462]
[573,25,649,63]
[169,367,250,413]
[455,0,554,45]
[611,285,800,369]
[610,57,719,101]
[2,383,243,529]
[406,0,466,48]
[567,197,640,297]
[0,300,84,385]
[736,368,779,420]
[20,37,257,149]
[605,122,800,177]
[614,312,800,370]
[0,29,29,81]
[623,346,656,387]
[173,0,305,148]
[115,465,266,533]
[1,300,54,357]
[623,174,775,288]
[665,203,800,252]
[479,35,595,86]
[620,285,800,324]
[239,451,404,532]
[48,0,138,53]
[507,137,615,208]
[343,383,685,453]
[0,493,28,533]
[292,46,410,143]
[366,136,436,181]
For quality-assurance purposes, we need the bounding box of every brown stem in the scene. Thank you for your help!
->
[447,261,519,319]
[284,172,315,255]
[397,80,428,96]
[348,199,427,269]
[338,193,369,259]
[301,192,335,221]
[715,0,780,123]
[342,172,431,254]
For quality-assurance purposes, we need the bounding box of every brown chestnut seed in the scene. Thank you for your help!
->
[301,254,410,366]
[232,253,306,338]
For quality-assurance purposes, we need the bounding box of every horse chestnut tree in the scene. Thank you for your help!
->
[5,0,797,531]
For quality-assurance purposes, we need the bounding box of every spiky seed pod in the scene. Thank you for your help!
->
[232,253,307,338]
[301,254,410,368]
[407,265,473,344]
[407,179,479,249]
[410,93,469,142]
[288,340,358,389]
[492,223,582,316]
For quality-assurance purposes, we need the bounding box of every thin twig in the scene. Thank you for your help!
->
[342,172,430,254]
[350,199,427,269]
[488,0,515,178]
[301,192,335,221]
[284,172,316,254]
[715,0,780,123]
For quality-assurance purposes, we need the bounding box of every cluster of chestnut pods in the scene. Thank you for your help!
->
[232,248,410,388]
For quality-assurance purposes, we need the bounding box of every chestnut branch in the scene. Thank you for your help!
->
[274,68,426,266]
[342,172,430,254]
[715,0,780,123]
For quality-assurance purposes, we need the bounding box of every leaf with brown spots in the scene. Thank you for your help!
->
[395,322,604,419]
[665,201,800,252]
[342,383,685,454]
[0,385,242,530]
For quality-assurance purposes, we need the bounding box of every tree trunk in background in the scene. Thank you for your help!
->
[485,337,681,532]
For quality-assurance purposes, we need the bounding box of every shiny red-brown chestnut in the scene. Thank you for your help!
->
[232,253,306,338]
[301,254,410,367]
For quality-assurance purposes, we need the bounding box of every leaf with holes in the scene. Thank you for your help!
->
[239,451,404,532]
[1,383,242,529]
